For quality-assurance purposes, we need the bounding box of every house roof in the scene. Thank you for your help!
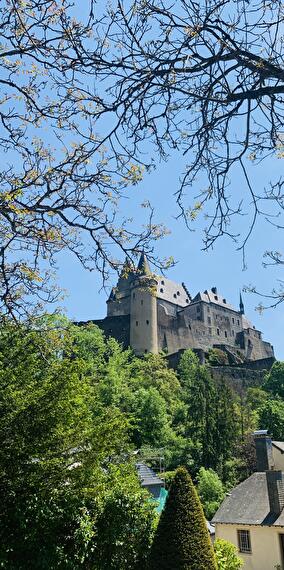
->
[136,463,164,487]
[212,472,284,527]
[273,441,284,454]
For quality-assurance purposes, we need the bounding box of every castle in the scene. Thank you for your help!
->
[90,253,274,363]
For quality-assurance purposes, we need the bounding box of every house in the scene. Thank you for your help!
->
[212,431,284,570]
[136,462,167,513]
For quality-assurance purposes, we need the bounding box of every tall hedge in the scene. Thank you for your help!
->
[148,467,217,570]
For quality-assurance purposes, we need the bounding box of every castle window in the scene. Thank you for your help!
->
[197,306,200,313]
[146,320,149,325]
[209,327,212,335]
[225,331,228,338]
[237,319,240,325]
[214,295,218,301]
[186,298,189,303]
[188,323,191,330]
[217,328,220,336]
[136,321,138,326]
[160,288,164,293]
[144,349,148,353]
[173,293,177,298]
[177,291,180,296]
[232,330,235,336]
[223,299,227,304]
[133,293,135,299]
[161,280,164,285]
[232,317,235,324]
[141,300,143,306]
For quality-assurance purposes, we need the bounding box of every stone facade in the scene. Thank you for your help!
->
[89,254,274,361]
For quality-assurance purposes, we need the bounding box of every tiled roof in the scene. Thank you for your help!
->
[136,463,164,487]
[212,472,284,526]
[156,277,190,307]
[273,441,284,454]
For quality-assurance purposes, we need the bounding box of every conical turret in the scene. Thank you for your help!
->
[239,292,244,315]
[137,252,151,275]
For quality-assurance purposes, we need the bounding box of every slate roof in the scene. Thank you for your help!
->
[136,463,164,487]
[191,289,236,311]
[212,472,284,527]
[156,277,190,307]
[273,441,284,454]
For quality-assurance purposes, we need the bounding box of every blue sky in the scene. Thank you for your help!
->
[57,149,284,360]
[51,0,284,360]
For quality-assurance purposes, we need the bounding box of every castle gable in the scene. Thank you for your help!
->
[156,277,190,307]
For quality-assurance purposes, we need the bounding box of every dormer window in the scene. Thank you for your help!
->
[177,291,180,296]
[214,295,218,301]
[173,293,177,298]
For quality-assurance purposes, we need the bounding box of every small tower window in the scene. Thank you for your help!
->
[160,288,164,293]
[136,321,138,326]
[225,331,228,338]
[217,328,220,336]
[146,320,149,325]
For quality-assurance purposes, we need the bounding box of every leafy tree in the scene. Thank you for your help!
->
[0,1,166,318]
[0,317,156,568]
[214,539,243,570]
[263,362,284,399]
[258,399,284,441]
[197,468,225,520]
[90,1,284,301]
[148,467,217,570]
[178,351,238,472]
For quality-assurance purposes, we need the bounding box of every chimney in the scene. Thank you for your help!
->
[253,430,284,516]
[254,430,274,471]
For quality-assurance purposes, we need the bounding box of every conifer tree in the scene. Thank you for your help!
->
[148,467,217,570]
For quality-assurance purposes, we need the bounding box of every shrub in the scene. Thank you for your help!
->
[214,538,243,570]
[148,467,217,569]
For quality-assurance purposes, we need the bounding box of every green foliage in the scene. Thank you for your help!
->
[0,317,156,569]
[207,349,229,366]
[148,467,217,570]
[263,361,284,398]
[214,539,243,570]
[197,467,225,520]
[178,350,238,473]
[258,399,284,440]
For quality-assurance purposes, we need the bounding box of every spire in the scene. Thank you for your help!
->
[107,287,116,302]
[137,252,151,275]
[239,291,244,315]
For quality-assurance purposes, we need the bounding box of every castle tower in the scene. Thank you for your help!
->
[130,253,158,355]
